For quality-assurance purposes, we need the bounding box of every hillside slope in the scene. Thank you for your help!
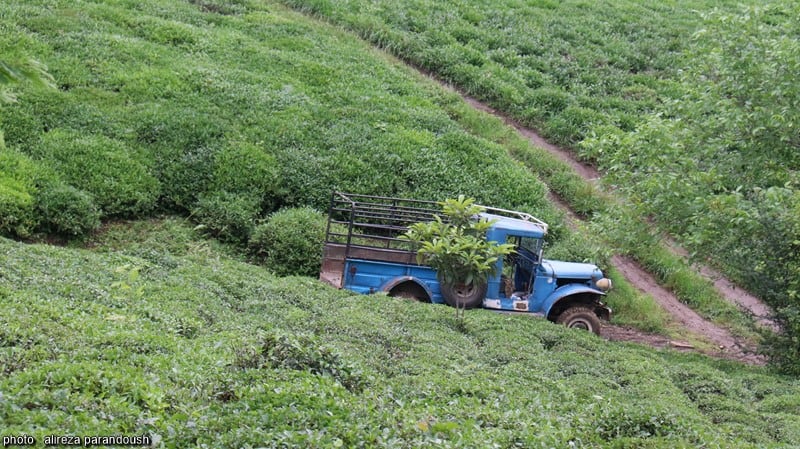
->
[0,0,705,333]
[281,0,800,369]
[2,219,800,448]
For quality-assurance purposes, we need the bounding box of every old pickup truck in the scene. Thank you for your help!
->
[319,192,612,333]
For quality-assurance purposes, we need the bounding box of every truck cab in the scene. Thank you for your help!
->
[320,192,612,333]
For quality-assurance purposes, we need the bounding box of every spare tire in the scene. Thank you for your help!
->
[440,281,487,309]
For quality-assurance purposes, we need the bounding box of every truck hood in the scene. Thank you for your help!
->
[540,260,601,279]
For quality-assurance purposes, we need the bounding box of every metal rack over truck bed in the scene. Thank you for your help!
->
[319,191,548,288]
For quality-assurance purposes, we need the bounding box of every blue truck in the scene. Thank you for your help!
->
[319,192,612,333]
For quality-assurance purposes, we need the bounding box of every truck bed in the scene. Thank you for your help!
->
[320,243,419,288]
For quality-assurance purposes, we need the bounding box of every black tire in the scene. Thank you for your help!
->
[440,281,487,309]
[556,306,601,335]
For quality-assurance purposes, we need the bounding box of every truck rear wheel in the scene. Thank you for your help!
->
[388,282,430,302]
[556,306,601,335]
[440,281,487,309]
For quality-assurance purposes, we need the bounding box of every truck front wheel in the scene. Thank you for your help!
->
[440,281,487,309]
[556,306,601,335]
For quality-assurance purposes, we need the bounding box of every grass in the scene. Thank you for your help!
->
[1,218,800,447]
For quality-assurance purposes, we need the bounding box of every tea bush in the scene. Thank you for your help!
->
[234,332,365,392]
[35,183,100,236]
[192,191,260,243]
[153,143,217,211]
[0,176,36,237]
[31,129,159,216]
[0,149,53,237]
[249,206,327,277]
[211,140,281,208]
[0,148,99,236]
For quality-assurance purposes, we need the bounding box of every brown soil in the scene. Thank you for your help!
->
[455,93,771,364]
[608,255,765,364]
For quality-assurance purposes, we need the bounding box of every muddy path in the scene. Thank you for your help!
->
[457,96,771,364]
[553,188,764,364]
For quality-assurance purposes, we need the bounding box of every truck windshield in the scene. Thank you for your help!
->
[506,236,541,265]
[519,237,541,254]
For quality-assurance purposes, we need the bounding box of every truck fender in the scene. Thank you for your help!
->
[381,276,434,302]
[542,284,606,319]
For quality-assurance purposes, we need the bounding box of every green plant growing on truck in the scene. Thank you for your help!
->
[402,196,515,324]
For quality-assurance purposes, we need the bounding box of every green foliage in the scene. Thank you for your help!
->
[192,191,260,243]
[0,149,101,237]
[0,176,36,237]
[110,264,146,303]
[211,141,281,205]
[0,149,48,237]
[32,129,159,216]
[1,226,800,447]
[765,304,800,376]
[154,143,217,211]
[249,207,327,277]
[403,196,514,287]
[0,57,54,103]
[35,184,101,236]
[234,332,365,392]
[284,0,697,147]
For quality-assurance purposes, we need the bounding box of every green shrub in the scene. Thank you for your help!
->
[234,332,364,392]
[192,191,260,243]
[136,104,227,209]
[526,87,571,117]
[154,144,216,211]
[0,149,53,237]
[33,129,160,216]
[35,184,100,236]
[0,176,36,237]
[2,89,122,149]
[212,141,281,207]
[546,105,607,147]
[248,207,327,277]
[133,102,227,151]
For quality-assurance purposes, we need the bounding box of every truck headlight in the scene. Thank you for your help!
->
[596,278,612,291]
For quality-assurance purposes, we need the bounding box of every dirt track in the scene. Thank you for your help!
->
[459,96,772,365]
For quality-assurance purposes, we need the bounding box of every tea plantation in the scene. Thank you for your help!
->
[283,0,800,371]
[2,219,800,448]
[1,0,798,446]
[0,0,683,330]
[1,0,558,239]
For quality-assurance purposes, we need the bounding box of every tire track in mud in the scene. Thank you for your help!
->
[458,96,769,364]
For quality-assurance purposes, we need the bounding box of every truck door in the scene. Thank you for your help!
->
[504,235,542,295]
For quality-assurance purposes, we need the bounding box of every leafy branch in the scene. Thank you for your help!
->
[0,58,55,103]
[402,196,514,323]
